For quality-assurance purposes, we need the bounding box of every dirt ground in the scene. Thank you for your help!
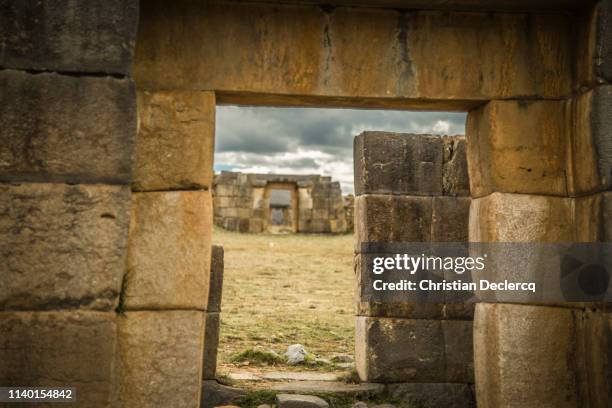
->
[212,226,355,374]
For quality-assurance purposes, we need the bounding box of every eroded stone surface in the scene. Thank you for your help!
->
[432,196,470,242]
[0,183,129,310]
[355,194,432,249]
[134,90,215,191]
[387,383,475,408]
[474,303,610,408]
[117,311,205,407]
[354,132,443,196]
[467,100,569,197]
[208,245,225,312]
[355,317,473,383]
[573,85,612,193]
[469,193,574,242]
[0,0,138,74]
[136,4,572,100]
[203,312,220,380]
[126,190,212,310]
[201,380,246,408]
[0,311,117,407]
[276,394,329,408]
[271,381,384,396]
[442,136,470,196]
[0,70,135,184]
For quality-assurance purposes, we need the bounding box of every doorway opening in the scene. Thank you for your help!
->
[211,105,467,390]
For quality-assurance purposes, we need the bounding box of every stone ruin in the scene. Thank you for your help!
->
[213,171,350,233]
[354,132,473,404]
[3,1,612,407]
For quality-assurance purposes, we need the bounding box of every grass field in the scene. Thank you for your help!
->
[212,227,355,373]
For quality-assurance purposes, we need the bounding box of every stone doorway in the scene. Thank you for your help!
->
[265,184,297,233]
[3,1,607,408]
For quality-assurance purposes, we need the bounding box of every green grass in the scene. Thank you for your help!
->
[234,390,279,408]
[231,348,285,365]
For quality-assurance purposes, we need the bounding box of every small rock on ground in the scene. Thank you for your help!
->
[371,405,396,408]
[352,402,368,408]
[276,393,329,408]
[257,405,273,408]
[285,344,308,365]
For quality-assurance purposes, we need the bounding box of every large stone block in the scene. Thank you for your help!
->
[467,100,568,197]
[116,311,205,407]
[386,383,475,408]
[0,70,135,184]
[442,136,470,196]
[136,4,572,100]
[355,317,473,383]
[576,0,612,86]
[202,312,220,380]
[133,90,215,191]
[0,0,137,74]
[469,193,574,242]
[355,194,432,250]
[126,190,212,310]
[354,132,443,196]
[208,246,224,312]
[572,86,612,193]
[0,183,129,310]
[0,311,117,407]
[474,303,610,408]
[354,254,473,320]
[432,196,470,242]
[355,300,473,320]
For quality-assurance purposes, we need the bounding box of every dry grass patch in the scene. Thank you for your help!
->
[213,227,354,372]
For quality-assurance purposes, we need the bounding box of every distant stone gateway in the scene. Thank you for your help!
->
[213,171,352,234]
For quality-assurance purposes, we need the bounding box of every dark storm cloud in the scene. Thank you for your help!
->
[215,106,467,194]
[216,106,466,154]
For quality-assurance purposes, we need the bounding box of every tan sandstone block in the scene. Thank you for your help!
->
[134,90,215,191]
[469,193,574,242]
[136,4,571,100]
[117,311,205,408]
[126,190,212,310]
[467,100,569,197]
[298,188,313,210]
[0,311,117,407]
[474,303,609,408]
[0,183,130,310]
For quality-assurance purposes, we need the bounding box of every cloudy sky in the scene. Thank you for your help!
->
[214,106,466,194]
